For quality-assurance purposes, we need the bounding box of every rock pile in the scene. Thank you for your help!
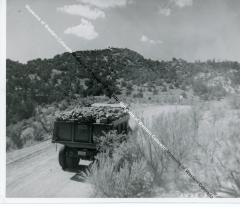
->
[56,106,128,124]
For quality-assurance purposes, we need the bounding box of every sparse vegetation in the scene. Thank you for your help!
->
[82,134,155,197]
[228,94,240,109]
[6,48,240,197]
[7,48,240,125]
[6,96,109,151]
[95,131,127,155]
[82,100,240,197]
[192,79,227,101]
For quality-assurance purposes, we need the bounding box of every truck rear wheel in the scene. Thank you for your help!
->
[65,147,80,169]
[66,155,79,169]
[58,146,67,170]
[59,146,80,170]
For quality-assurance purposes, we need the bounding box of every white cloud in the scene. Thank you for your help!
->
[158,0,192,16]
[78,0,132,9]
[140,35,148,42]
[173,0,193,8]
[140,35,163,45]
[57,4,105,20]
[158,7,171,16]
[59,0,133,39]
[64,19,98,40]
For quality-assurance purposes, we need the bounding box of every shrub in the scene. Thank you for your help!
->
[6,136,17,151]
[169,85,174,89]
[210,105,226,126]
[190,103,203,135]
[192,80,227,100]
[83,103,239,197]
[94,131,127,155]
[59,100,68,110]
[133,92,143,98]
[150,108,207,192]
[218,172,240,197]
[214,119,240,197]
[192,80,209,100]
[126,89,132,96]
[126,83,133,91]
[181,91,187,99]
[228,94,240,110]
[6,122,25,149]
[153,88,158,95]
[209,85,227,100]
[32,121,45,141]
[83,127,175,197]
[121,81,127,87]
[83,139,154,197]
[154,111,196,158]
[35,108,55,134]
[161,86,167,92]
[20,127,35,146]
[136,130,168,186]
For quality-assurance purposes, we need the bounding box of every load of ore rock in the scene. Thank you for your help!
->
[56,106,128,124]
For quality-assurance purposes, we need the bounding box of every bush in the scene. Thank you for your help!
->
[6,136,17,151]
[169,85,174,89]
[209,85,227,100]
[181,91,187,99]
[126,83,133,91]
[83,138,154,197]
[126,90,132,96]
[210,105,226,125]
[192,80,227,100]
[32,121,45,141]
[133,92,143,98]
[20,127,35,146]
[150,108,208,192]
[35,107,55,134]
[59,100,68,110]
[6,122,25,149]
[218,172,240,197]
[82,127,176,197]
[228,95,240,110]
[136,130,168,186]
[153,88,158,95]
[192,80,209,100]
[6,119,47,151]
[83,104,235,197]
[161,86,167,92]
[216,119,240,197]
[153,111,197,157]
[121,81,127,87]
[94,131,127,155]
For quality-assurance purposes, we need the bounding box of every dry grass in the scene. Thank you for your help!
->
[82,105,205,197]
[82,135,154,197]
[82,99,240,197]
[228,94,240,110]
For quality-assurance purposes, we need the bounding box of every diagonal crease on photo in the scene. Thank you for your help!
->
[25,4,215,198]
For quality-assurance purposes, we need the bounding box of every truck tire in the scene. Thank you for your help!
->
[58,146,67,170]
[66,157,79,169]
[65,148,80,169]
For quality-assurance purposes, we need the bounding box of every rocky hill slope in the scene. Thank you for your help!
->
[7,47,240,125]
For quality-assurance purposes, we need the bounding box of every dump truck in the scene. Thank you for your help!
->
[52,104,130,170]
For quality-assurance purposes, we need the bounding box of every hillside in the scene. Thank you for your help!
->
[7,47,240,126]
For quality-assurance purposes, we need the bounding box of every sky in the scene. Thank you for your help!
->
[7,0,240,63]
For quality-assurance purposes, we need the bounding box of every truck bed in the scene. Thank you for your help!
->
[52,114,129,149]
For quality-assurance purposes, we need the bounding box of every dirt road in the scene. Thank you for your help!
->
[6,104,190,198]
[6,140,93,197]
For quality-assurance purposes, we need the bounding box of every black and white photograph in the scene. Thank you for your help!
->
[2,0,240,203]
